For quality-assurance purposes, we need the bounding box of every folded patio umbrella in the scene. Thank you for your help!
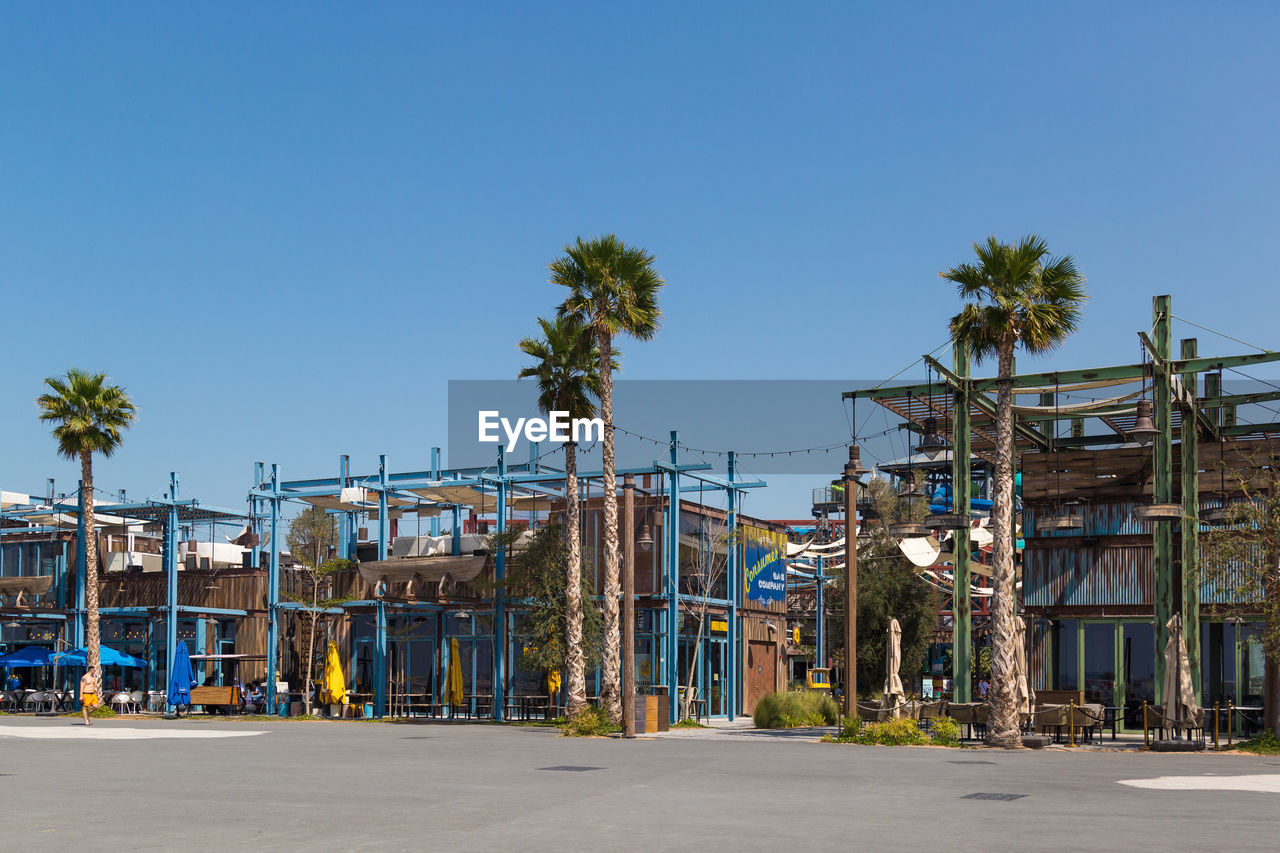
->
[168,642,196,708]
[447,637,465,707]
[1161,614,1200,733]
[322,641,347,705]
[880,618,905,718]
[1013,616,1032,715]
[0,646,54,667]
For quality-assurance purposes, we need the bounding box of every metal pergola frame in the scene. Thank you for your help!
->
[251,433,767,723]
[844,294,1280,704]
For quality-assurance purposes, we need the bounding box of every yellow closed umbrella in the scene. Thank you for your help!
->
[447,637,465,707]
[546,669,561,697]
[322,640,347,705]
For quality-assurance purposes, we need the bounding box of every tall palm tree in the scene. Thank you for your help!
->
[518,316,612,717]
[943,236,1085,748]
[36,369,137,685]
[552,235,663,722]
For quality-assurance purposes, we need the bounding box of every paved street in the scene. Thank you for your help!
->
[2,716,1278,851]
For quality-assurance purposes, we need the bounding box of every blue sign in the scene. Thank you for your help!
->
[744,527,786,606]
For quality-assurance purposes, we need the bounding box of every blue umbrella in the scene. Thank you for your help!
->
[52,645,147,668]
[167,642,195,708]
[0,646,55,667]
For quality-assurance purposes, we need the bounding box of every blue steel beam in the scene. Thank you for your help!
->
[727,450,738,721]
[665,431,680,724]
[165,473,180,712]
[492,447,507,721]
[266,466,281,711]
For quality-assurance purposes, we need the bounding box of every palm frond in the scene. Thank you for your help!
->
[36,369,137,461]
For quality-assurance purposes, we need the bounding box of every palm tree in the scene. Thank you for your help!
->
[552,235,663,722]
[943,236,1085,748]
[518,316,612,717]
[36,369,137,685]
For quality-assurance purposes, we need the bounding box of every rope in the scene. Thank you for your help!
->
[1172,314,1274,354]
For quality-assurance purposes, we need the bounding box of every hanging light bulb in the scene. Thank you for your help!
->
[1129,399,1159,443]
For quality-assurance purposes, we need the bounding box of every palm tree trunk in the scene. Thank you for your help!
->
[81,451,101,685]
[1264,552,1280,734]
[985,341,1022,748]
[564,441,587,717]
[598,331,622,722]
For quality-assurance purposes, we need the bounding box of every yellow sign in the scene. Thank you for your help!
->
[710,619,728,634]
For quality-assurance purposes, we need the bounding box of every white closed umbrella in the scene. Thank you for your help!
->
[1162,614,1200,735]
[881,618,905,718]
[1013,615,1031,715]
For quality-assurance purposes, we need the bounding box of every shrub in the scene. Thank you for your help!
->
[1232,730,1280,755]
[752,691,839,728]
[843,717,928,746]
[561,705,618,737]
[89,705,117,719]
[929,716,960,747]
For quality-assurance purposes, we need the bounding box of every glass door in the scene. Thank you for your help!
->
[1082,622,1116,707]
[1121,622,1155,728]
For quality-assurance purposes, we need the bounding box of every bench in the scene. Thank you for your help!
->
[189,685,243,713]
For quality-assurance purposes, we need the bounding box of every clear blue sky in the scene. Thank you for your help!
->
[3,2,1278,520]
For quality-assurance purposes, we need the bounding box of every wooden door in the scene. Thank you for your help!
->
[746,640,777,711]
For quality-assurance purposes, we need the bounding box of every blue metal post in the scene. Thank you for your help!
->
[727,451,738,720]
[815,554,825,670]
[74,481,87,648]
[266,466,281,711]
[374,600,387,718]
[451,506,461,556]
[251,462,264,569]
[666,431,680,724]
[430,448,441,537]
[165,473,180,710]
[338,455,352,559]
[493,447,507,721]
[378,455,389,561]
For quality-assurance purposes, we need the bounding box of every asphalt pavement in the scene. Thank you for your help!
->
[1,715,1277,851]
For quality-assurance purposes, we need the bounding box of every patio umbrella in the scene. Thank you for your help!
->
[446,637,464,707]
[880,618,905,718]
[322,641,347,705]
[546,669,561,698]
[52,645,147,668]
[0,646,54,667]
[167,642,195,709]
[1013,616,1032,715]
[1161,613,1200,734]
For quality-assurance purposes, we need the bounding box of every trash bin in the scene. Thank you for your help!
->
[364,702,374,718]
[276,699,289,717]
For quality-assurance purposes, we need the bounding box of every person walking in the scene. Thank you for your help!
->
[80,669,100,726]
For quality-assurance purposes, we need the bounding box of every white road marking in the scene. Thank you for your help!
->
[1118,774,1280,793]
[0,725,267,740]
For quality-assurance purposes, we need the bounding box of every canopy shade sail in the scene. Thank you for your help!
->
[406,486,496,508]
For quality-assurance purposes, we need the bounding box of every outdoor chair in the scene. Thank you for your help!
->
[129,691,145,713]
[24,691,47,712]
[110,692,134,714]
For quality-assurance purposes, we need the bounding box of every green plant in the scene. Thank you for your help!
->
[561,704,619,737]
[842,717,928,746]
[752,691,839,728]
[89,705,117,719]
[929,716,960,747]
[946,235,1086,748]
[553,233,665,723]
[672,718,708,729]
[1231,730,1280,755]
